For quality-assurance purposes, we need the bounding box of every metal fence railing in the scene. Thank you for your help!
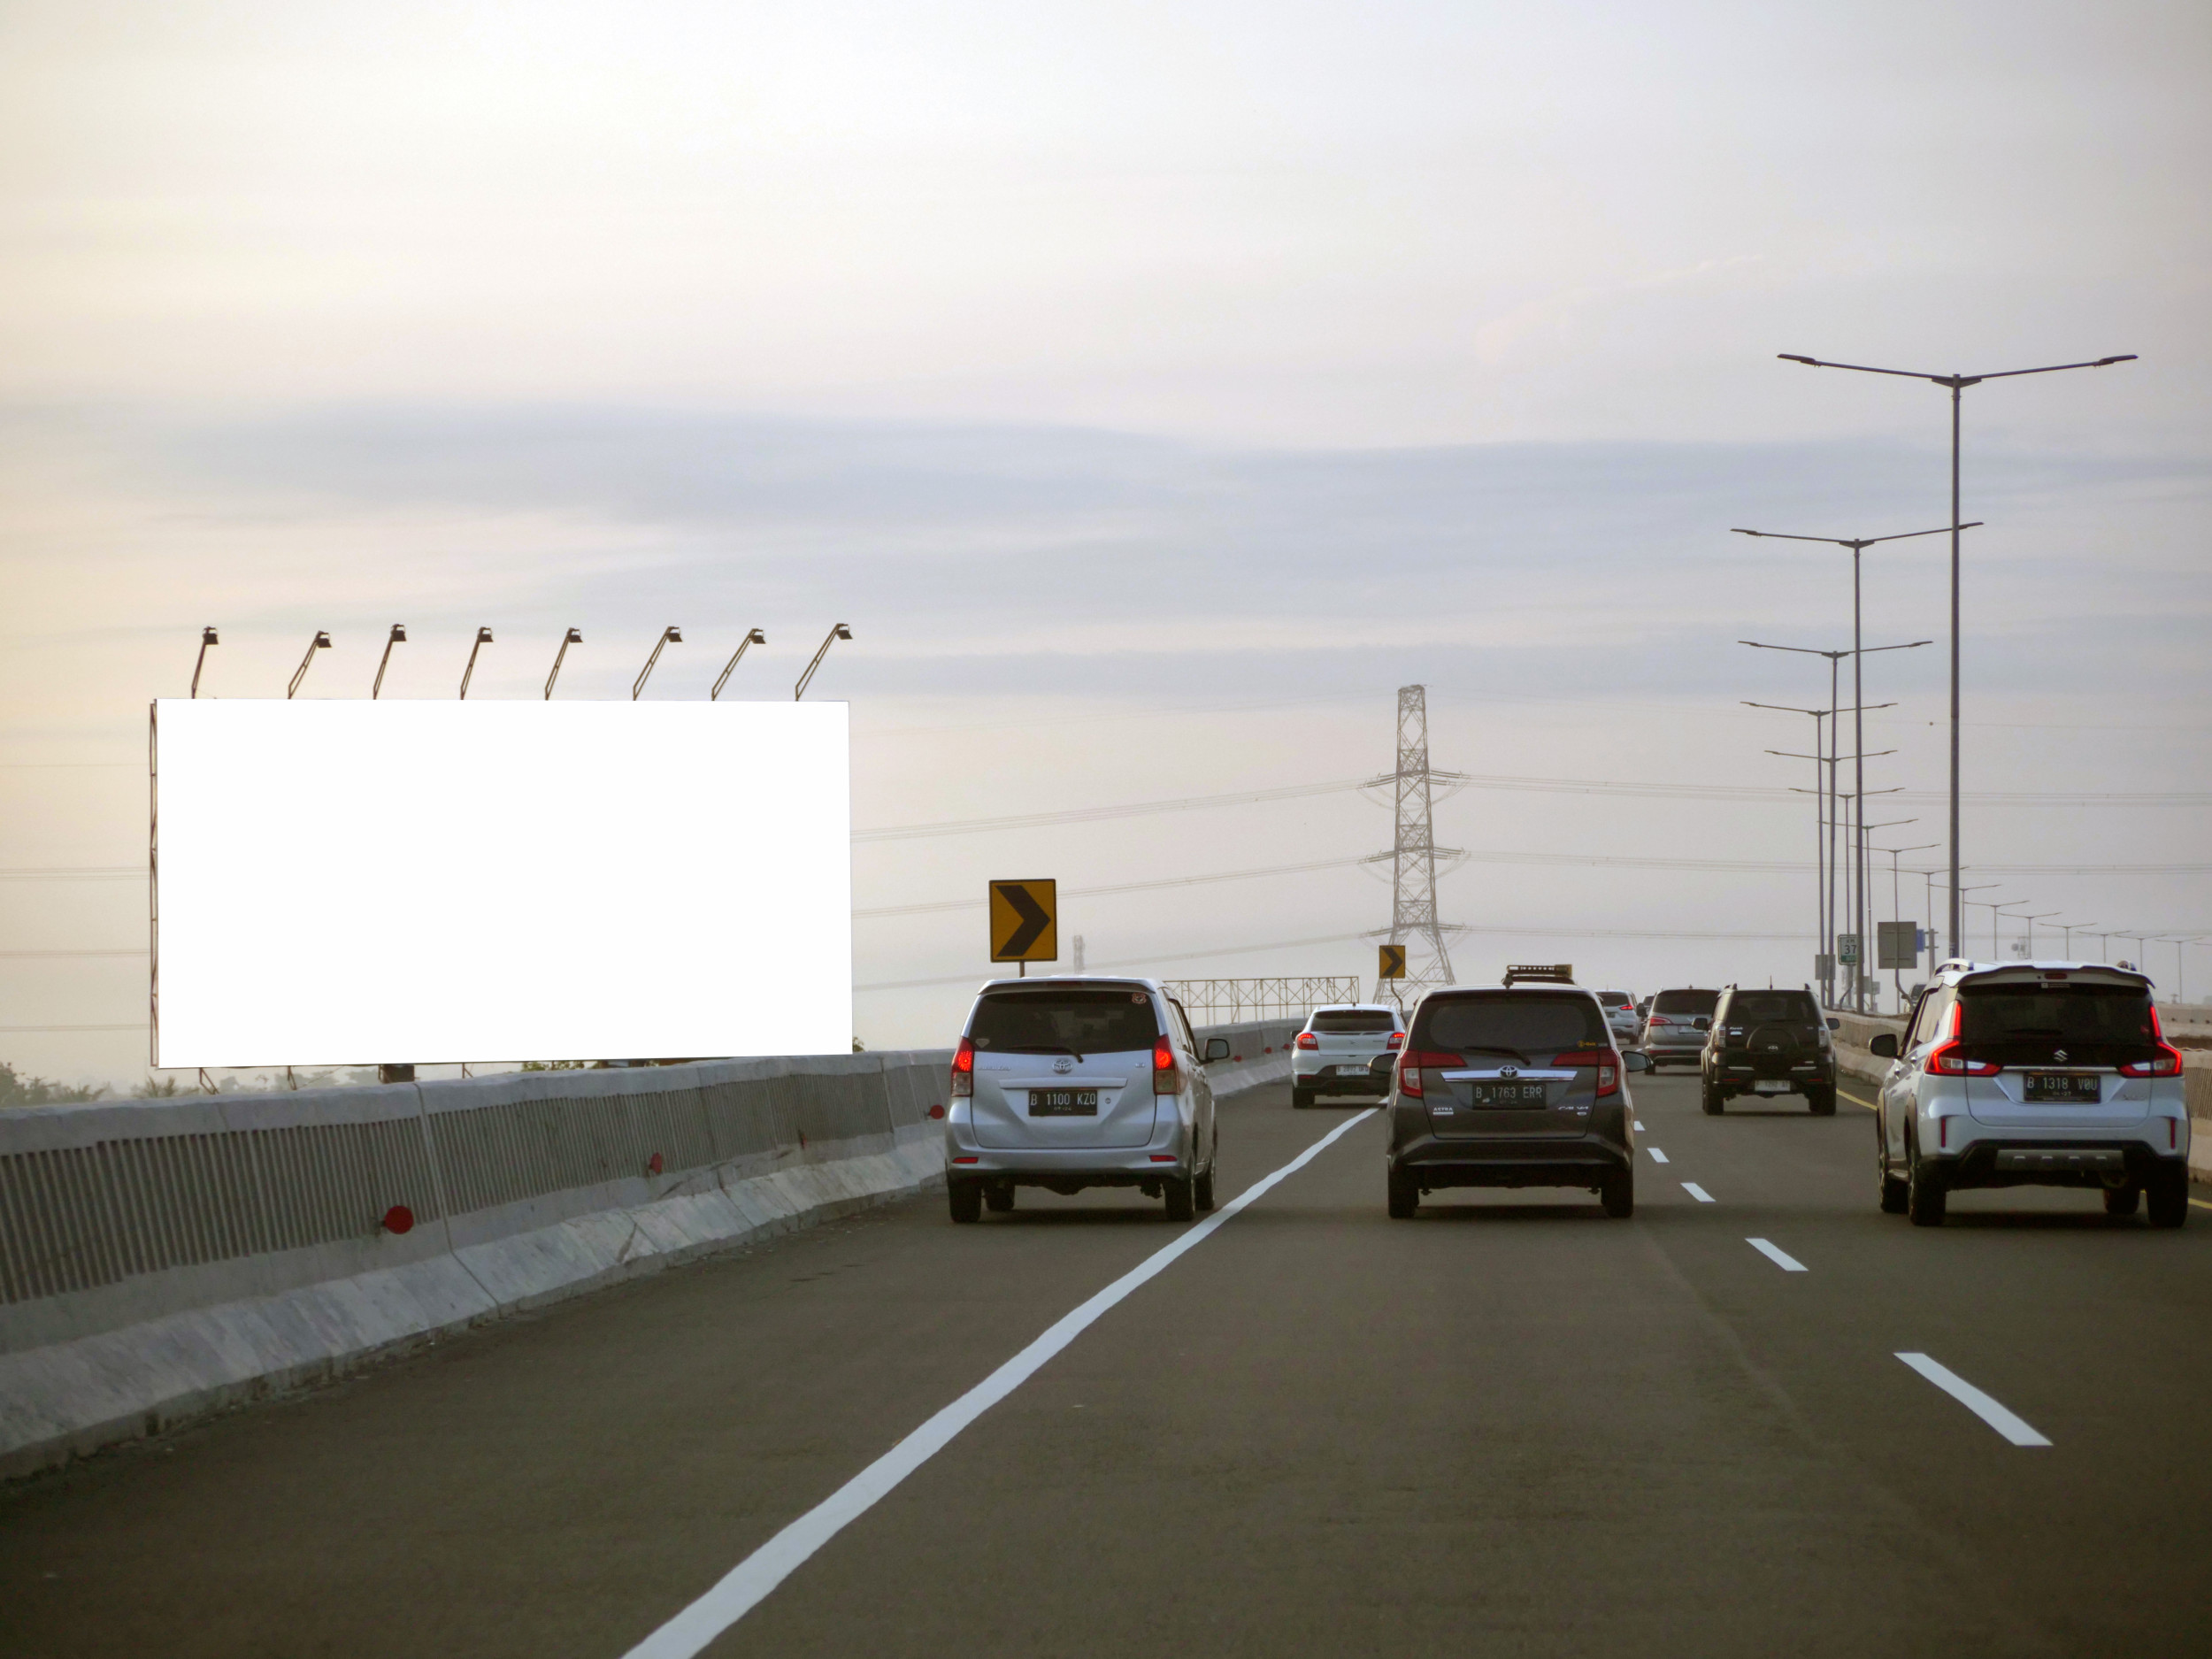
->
[1164,977,1363,1025]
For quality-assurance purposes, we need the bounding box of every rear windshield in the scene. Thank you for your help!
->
[970,989,1159,1057]
[1595,992,1632,1008]
[1413,993,1607,1056]
[1957,981,2155,1065]
[1653,989,1718,1016]
[1312,1010,1395,1033]
[1725,992,1820,1023]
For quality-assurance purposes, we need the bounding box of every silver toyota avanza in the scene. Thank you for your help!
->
[944,977,1226,1223]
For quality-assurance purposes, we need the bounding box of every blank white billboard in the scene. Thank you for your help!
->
[152,699,850,1066]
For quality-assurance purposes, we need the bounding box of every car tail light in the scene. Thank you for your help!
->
[950,1038,974,1097]
[1395,1050,1458,1099]
[1153,1035,1181,1094]
[1386,1031,1404,1049]
[1646,1015,1671,1027]
[2119,1043,2183,1078]
[1295,1032,1319,1049]
[1552,1048,1622,1097]
[1926,1041,2001,1077]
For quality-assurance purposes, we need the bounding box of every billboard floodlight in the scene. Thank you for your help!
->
[544,627,583,699]
[795,624,852,700]
[191,627,219,698]
[711,628,768,701]
[459,627,494,699]
[633,626,683,700]
[286,632,332,699]
[372,625,407,699]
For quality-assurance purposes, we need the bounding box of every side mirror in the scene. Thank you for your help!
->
[1624,1051,1650,1071]
[1827,1018,1841,1032]
[1870,1033,1899,1059]
[1370,1053,1395,1079]
[1202,1037,1232,1064]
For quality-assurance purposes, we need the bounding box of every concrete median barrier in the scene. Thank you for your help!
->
[0,1018,1302,1479]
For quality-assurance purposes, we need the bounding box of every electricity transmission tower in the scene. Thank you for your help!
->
[1371,685,1463,1005]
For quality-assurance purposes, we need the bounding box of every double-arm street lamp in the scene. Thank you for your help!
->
[1736,522,1955,1015]
[1777,349,2136,958]
[1874,841,1939,1002]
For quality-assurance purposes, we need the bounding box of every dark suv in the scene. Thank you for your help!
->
[1699,986,1839,1115]
[1385,981,1647,1218]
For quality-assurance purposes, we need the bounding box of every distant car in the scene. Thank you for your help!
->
[1292,1003,1405,1108]
[944,976,1229,1223]
[1384,973,1647,1218]
[1641,987,1718,1069]
[1699,986,1839,1114]
[1871,959,2190,1227]
[1593,989,1641,1048]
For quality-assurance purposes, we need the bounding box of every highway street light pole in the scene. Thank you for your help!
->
[287,631,332,699]
[190,626,219,697]
[1736,524,1950,1016]
[2015,911,2060,959]
[1875,841,1939,1006]
[2060,920,2095,959]
[459,627,493,699]
[795,624,852,700]
[544,628,583,699]
[710,629,768,701]
[372,625,406,699]
[1746,702,1832,982]
[1778,349,2136,961]
[633,626,682,700]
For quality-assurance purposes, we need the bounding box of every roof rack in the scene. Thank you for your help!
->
[1502,963,1576,987]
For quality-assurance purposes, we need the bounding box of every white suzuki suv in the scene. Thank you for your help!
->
[1870,960,2191,1227]
[1291,1003,1405,1108]
[944,977,1228,1223]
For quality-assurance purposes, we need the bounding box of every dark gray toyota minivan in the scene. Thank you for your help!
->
[1385,979,1645,1218]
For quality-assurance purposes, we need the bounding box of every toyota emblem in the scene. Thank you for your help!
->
[1053,1056,1074,1074]
[1500,1065,1518,1079]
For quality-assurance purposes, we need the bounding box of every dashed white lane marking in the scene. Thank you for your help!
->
[621,1108,1383,1658]
[1895,1353,2052,1447]
[1633,1120,1645,1131]
[1647,1147,1670,1164]
[1746,1237,1807,1271]
[1681,1182,1715,1203]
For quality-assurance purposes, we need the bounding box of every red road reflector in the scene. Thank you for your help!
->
[380,1204,415,1235]
[927,1104,946,1119]
[647,1151,664,1176]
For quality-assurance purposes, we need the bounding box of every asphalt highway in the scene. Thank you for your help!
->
[4,1070,2210,1658]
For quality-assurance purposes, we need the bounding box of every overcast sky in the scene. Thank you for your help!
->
[3,0,2207,1082]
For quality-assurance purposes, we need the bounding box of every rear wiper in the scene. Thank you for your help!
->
[1454,1044,1531,1064]
[1006,1043,1087,1061]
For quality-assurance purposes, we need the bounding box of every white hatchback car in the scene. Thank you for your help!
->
[1594,990,1641,1048]
[1871,960,2191,1226]
[944,976,1227,1222]
[1291,1003,1405,1108]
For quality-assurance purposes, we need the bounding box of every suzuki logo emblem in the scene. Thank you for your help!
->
[2054,1048,2067,1064]
[1052,1056,1074,1074]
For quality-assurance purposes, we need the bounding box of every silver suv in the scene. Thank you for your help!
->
[1594,989,1641,1048]
[1642,987,1717,1069]
[1292,1003,1404,1107]
[1384,976,1647,1218]
[1871,960,2191,1227]
[945,977,1227,1223]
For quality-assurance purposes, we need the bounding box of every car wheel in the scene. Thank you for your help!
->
[949,1179,983,1225]
[985,1182,1016,1213]
[1701,1075,1723,1116]
[1194,1163,1217,1212]
[1164,1173,1195,1222]
[1907,1140,1947,1227]
[2147,1165,2189,1229]
[1807,1087,1837,1117]
[1601,1168,1634,1218]
[2103,1183,2140,1217]
[1387,1168,1417,1219]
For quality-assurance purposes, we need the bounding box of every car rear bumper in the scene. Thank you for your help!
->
[1293,1060,1387,1093]
[1389,1131,1631,1191]
[945,1108,1189,1183]
[1922,1140,2184,1192]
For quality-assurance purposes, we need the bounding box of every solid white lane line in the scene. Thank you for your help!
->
[1646,1147,1669,1164]
[621,1108,1382,1659]
[1681,1182,1715,1202]
[1895,1352,2051,1447]
[1746,1237,1806,1271]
